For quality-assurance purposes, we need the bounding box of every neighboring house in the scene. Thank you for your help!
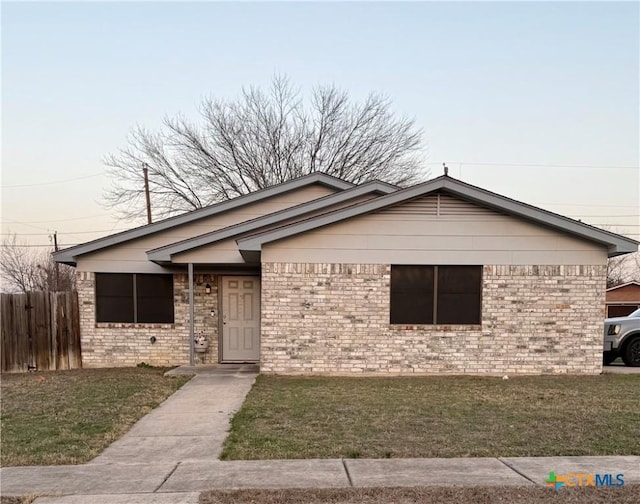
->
[54,172,638,375]
[605,282,640,318]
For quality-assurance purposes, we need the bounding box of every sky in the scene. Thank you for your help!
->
[1,1,639,251]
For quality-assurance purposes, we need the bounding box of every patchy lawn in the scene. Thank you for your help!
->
[199,487,640,504]
[0,368,190,466]
[221,375,640,460]
[0,496,37,504]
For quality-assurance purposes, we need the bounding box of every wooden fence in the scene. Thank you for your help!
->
[1,291,81,372]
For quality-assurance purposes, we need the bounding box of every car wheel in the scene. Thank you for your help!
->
[603,351,617,366]
[621,337,640,367]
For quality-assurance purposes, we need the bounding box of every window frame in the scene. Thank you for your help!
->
[95,273,174,324]
[390,265,482,326]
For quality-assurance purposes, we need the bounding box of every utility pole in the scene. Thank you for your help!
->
[142,163,152,224]
[53,231,59,291]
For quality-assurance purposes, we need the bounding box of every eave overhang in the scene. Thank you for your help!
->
[236,176,639,259]
[52,172,356,266]
[146,180,398,264]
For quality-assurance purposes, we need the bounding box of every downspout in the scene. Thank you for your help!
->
[188,263,195,366]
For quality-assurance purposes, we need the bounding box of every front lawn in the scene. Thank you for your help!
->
[0,368,190,466]
[200,487,640,504]
[221,375,640,460]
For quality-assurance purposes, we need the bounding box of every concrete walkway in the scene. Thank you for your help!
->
[1,365,639,503]
[2,456,639,503]
[89,365,258,465]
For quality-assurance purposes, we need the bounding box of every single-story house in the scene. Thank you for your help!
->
[605,282,640,318]
[54,172,638,374]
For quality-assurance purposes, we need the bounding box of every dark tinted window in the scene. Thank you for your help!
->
[390,266,434,324]
[95,273,134,323]
[95,273,174,323]
[390,265,482,325]
[437,266,482,324]
[137,274,174,323]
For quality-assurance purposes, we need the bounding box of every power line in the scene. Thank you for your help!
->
[2,222,637,236]
[566,215,640,218]
[429,161,638,170]
[582,224,640,227]
[1,214,112,224]
[0,244,79,248]
[1,173,103,189]
[0,229,129,236]
[540,203,639,208]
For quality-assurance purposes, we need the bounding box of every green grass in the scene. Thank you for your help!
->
[221,375,640,460]
[0,368,190,466]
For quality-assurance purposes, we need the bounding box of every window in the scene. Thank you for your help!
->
[95,273,174,323]
[390,265,481,325]
[136,274,175,323]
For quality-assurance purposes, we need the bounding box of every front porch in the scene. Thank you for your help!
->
[164,363,260,376]
[182,266,262,367]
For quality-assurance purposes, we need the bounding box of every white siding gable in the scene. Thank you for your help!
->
[77,184,336,272]
[262,192,608,265]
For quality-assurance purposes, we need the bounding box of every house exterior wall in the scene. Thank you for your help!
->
[261,193,606,266]
[77,272,219,367]
[76,184,337,273]
[605,284,640,316]
[606,284,640,303]
[171,193,380,264]
[260,262,606,375]
[605,283,640,317]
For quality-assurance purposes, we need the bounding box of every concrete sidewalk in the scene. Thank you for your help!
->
[2,456,639,503]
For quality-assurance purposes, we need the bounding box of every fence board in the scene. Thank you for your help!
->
[0,291,81,372]
[68,292,81,369]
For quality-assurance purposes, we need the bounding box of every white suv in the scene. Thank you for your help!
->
[603,308,640,366]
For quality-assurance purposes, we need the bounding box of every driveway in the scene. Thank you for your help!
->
[603,363,640,374]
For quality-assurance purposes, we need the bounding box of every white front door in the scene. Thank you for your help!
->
[221,276,260,362]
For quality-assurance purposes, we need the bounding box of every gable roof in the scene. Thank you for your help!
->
[146,180,398,264]
[606,281,640,292]
[53,172,354,265]
[237,175,639,261]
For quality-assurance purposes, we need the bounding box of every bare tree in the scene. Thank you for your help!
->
[0,234,76,293]
[607,252,640,288]
[607,256,628,288]
[104,75,426,221]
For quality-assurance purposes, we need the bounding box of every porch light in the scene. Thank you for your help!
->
[205,283,211,295]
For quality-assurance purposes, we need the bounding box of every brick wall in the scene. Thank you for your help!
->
[77,272,219,367]
[260,263,606,375]
[606,284,640,303]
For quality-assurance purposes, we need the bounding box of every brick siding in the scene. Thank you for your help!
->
[77,272,219,367]
[260,263,606,374]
